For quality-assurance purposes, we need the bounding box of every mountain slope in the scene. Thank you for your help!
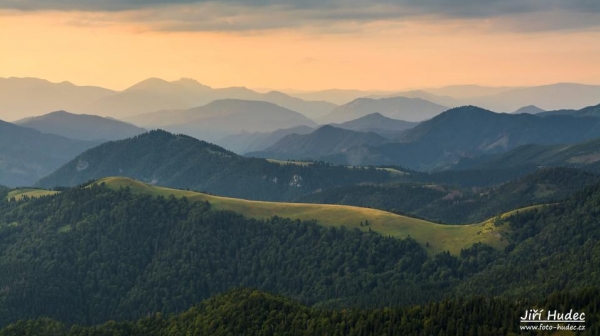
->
[164,99,317,137]
[216,125,315,154]
[0,120,99,187]
[366,90,461,108]
[36,130,394,201]
[15,111,146,141]
[0,182,508,325]
[83,78,213,118]
[124,99,317,142]
[0,77,115,121]
[455,180,600,299]
[319,97,448,123]
[98,176,502,255]
[330,112,417,136]
[213,114,415,154]
[456,136,600,172]
[299,167,600,224]
[247,125,387,162]
[536,103,600,118]
[257,90,335,119]
[2,175,600,329]
[4,288,598,336]
[284,88,392,105]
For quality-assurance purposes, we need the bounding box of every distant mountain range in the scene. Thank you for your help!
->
[0,77,115,121]
[37,130,395,201]
[0,77,336,121]
[86,78,336,120]
[365,90,461,108]
[247,125,387,161]
[217,113,415,154]
[125,99,318,143]
[466,83,600,112]
[290,83,600,113]
[370,105,600,169]
[259,104,600,170]
[15,111,146,141]
[3,77,600,128]
[318,97,448,124]
[281,89,394,105]
[0,119,98,187]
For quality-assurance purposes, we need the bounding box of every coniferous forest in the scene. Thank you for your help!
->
[1,180,600,334]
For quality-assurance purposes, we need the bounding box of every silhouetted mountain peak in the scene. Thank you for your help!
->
[344,112,386,121]
[319,96,447,123]
[314,124,338,132]
[513,105,545,114]
[174,78,212,89]
[124,78,172,92]
[136,129,235,155]
[15,111,147,141]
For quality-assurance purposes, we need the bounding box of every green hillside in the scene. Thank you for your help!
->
[0,183,476,325]
[299,167,599,224]
[6,189,58,201]
[0,119,99,187]
[459,137,600,172]
[247,125,387,162]
[2,173,600,329]
[98,176,513,255]
[3,288,599,336]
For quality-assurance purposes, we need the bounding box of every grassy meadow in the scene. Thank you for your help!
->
[96,177,525,255]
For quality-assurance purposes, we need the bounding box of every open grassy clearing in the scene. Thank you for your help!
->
[266,159,314,166]
[6,188,58,201]
[265,159,407,176]
[95,177,538,255]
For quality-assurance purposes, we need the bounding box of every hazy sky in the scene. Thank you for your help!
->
[1,0,599,91]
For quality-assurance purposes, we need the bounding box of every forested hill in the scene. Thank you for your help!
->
[36,130,394,201]
[454,136,600,172]
[298,167,600,223]
[0,186,8,200]
[0,119,98,187]
[247,125,387,161]
[2,288,598,336]
[454,180,600,298]
[2,179,600,328]
[537,102,600,117]
[0,184,440,326]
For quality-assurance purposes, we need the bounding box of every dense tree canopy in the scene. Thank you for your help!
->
[299,167,599,223]
[2,288,598,336]
[2,177,600,332]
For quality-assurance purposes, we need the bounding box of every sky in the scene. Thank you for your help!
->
[1,0,600,91]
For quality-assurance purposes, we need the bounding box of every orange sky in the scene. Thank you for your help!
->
[1,9,599,91]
